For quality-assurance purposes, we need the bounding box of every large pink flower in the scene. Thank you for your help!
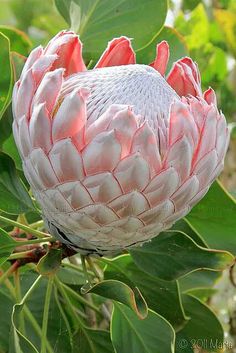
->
[12,31,229,254]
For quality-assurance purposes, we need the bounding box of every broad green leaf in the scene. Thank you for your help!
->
[176,294,224,353]
[0,152,34,214]
[86,279,148,319]
[2,133,22,171]
[73,328,114,353]
[103,255,188,329]
[137,26,188,71]
[0,26,31,56]
[172,219,206,246]
[0,227,16,265]
[0,32,12,119]
[37,248,62,276]
[55,0,168,62]
[179,270,221,293]
[186,181,236,254]
[57,264,85,285]
[111,304,175,353]
[130,231,234,281]
[0,288,16,352]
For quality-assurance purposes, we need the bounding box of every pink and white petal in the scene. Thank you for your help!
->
[108,107,138,158]
[18,115,32,157]
[86,104,128,143]
[149,41,169,76]
[95,36,135,68]
[193,149,218,188]
[45,30,86,75]
[57,181,93,209]
[82,130,121,175]
[16,69,35,119]
[65,211,99,230]
[52,88,88,142]
[29,103,52,153]
[114,153,150,193]
[30,148,58,188]
[32,69,64,115]
[83,172,122,203]
[194,106,218,163]
[49,138,85,182]
[164,206,190,224]
[167,59,201,97]
[216,116,229,160]
[171,175,199,210]
[44,188,73,212]
[31,54,58,85]
[20,46,43,78]
[23,159,45,190]
[204,87,217,105]
[165,136,193,182]
[168,100,198,147]
[109,216,144,233]
[131,122,162,175]
[189,186,209,208]
[80,204,119,225]
[144,167,180,207]
[180,57,201,84]
[108,191,149,217]
[139,199,174,225]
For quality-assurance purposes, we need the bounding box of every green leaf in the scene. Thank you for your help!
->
[176,294,224,353]
[86,279,148,319]
[0,288,14,352]
[171,219,207,246]
[137,26,188,71]
[186,181,236,254]
[179,270,221,293]
[103,255,188,329]
[0,32,13,120]
[73,328,115,353]
[57,265,86,285]
[130,231,234,281]
[37,248,62,276]
[55,0,168,62]
[0,227,16,265]
[0,26,31,56]
[0,152,34,214]
[111,304,175,353]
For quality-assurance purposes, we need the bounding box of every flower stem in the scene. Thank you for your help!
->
[86,256,103,281]
[40,276,54,353]
[0,215,49,239]
[60,281,101,315]
[80,255,92,286]
[14,269,25,335]
[0,261,19,286]
[4,278,54,353]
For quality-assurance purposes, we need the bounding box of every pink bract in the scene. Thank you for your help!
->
[12,30,229,254]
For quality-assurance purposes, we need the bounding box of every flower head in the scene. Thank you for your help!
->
[12,31,229,254]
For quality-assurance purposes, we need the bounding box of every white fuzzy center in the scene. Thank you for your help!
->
[62,64,179,128]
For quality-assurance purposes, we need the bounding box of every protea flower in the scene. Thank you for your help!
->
[12,31,229,255]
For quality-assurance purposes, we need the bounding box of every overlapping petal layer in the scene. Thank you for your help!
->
[12,31,229,254]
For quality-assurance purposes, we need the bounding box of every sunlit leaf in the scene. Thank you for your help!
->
[0,32,13,120]
[55,0,168,62]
